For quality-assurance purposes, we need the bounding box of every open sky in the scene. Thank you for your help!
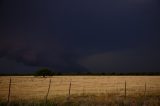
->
[0,0,160,73]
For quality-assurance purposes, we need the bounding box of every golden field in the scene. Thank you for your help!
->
[0,76,160,102]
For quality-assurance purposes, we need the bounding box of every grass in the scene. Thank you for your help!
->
[0,94,160,106]
[0,76,160,105]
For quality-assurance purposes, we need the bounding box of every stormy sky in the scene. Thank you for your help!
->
[0,0,160,73]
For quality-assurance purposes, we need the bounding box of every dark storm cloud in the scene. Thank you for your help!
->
[0,57,39,73]
[0,0,160,73]
[79,48,160,72]
[0,35,87,72]
[63,0,160,51]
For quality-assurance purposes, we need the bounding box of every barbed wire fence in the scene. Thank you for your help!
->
[0,76,159,102]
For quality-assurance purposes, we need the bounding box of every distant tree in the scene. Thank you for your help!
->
[35,68,54,77]
[86,71,92,75]
[101,72,106,75]
[57,72,62,75]
[110,72,116,75]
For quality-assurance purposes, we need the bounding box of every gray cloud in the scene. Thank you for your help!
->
[79,48,160,72]
[0,35,88,72]
[0,0,159,73]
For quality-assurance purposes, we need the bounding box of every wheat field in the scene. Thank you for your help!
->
[0,76,160,102]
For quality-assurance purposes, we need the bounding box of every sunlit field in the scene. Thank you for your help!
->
[0,76,160,105]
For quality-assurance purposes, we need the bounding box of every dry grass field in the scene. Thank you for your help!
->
[0,76,160,105]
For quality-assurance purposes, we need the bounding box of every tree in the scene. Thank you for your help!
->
[35,68,54,77]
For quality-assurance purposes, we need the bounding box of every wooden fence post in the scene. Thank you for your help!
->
[144,82,146,97]
[68,81,72,100]
[83,86,85,96]
[45,79,51,104]
[124,81,126,99]
[7,77,12,105]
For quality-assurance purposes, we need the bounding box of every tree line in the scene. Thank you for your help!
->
[0,68,160,76]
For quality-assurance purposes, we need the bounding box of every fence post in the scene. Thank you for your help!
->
[68,81,72,100]
[7,77,12,105]
[45,79,51,104]
[144,82,146,97]
[124,81,126,99]
[83,86,85,96]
